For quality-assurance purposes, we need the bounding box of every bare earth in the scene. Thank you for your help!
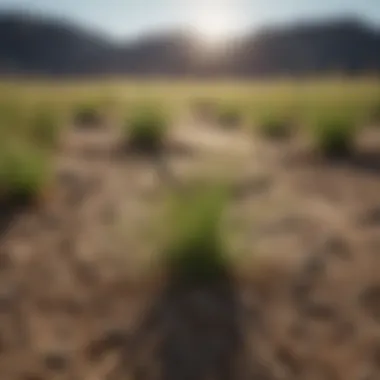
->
[1,115,380,380]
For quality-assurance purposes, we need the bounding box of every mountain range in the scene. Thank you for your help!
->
[0,12,379,77]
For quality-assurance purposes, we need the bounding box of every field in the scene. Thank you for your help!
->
[1,78,380,380]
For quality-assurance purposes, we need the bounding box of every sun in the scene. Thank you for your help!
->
[195,12,231,43]
[186,2,238,45]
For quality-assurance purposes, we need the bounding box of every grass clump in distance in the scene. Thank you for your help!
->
[311,114,357,158]
[28,106,62,149]
[125,104,169,155]
[73,101,103,128]
[162,183,231,286]
[256,112,294,141]
[216,103,242,129]
[0,141,52,206]
[371,96,380,124]
[0,100,29,138]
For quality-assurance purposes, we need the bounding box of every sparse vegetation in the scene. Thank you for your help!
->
[256,112,294,140]
[311,114,357,158]
[73,101,103,127]
[125,104,169,154]
[0,141,52,205]
[28,106,61,148]
[0,100,28,138]
[0,79,379,379]
[216,103,242,129]
[371,96,380,123]
[162,183,231,285]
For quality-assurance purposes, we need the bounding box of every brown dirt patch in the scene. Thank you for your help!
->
[1,117,380,379]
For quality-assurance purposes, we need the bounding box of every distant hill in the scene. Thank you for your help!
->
[0,13,379,77]
[235,19,380,76]
[0,13,115,75]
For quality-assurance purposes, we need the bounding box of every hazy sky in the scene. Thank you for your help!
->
[0,0,379,40]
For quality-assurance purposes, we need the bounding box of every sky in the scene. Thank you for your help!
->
[0,0,379,40]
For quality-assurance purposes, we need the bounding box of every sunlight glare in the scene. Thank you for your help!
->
[195,11,231,43]
[186,1,241,45]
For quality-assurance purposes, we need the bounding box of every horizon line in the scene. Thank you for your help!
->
[0,7,379,44]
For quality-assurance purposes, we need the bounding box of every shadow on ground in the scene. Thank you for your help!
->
[343,150,380,175]
[120,266,251,380]
[284,146,380,176]
[0,200,29,237]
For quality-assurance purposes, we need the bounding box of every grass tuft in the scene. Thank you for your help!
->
[311,114,357,158]
[257,113,294,140]
[73,102,103,127]
[0,141,52,205]
[0,100,28,137]
[29,106,61,148]
[162,183,231,286]
[125,104,169,155]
